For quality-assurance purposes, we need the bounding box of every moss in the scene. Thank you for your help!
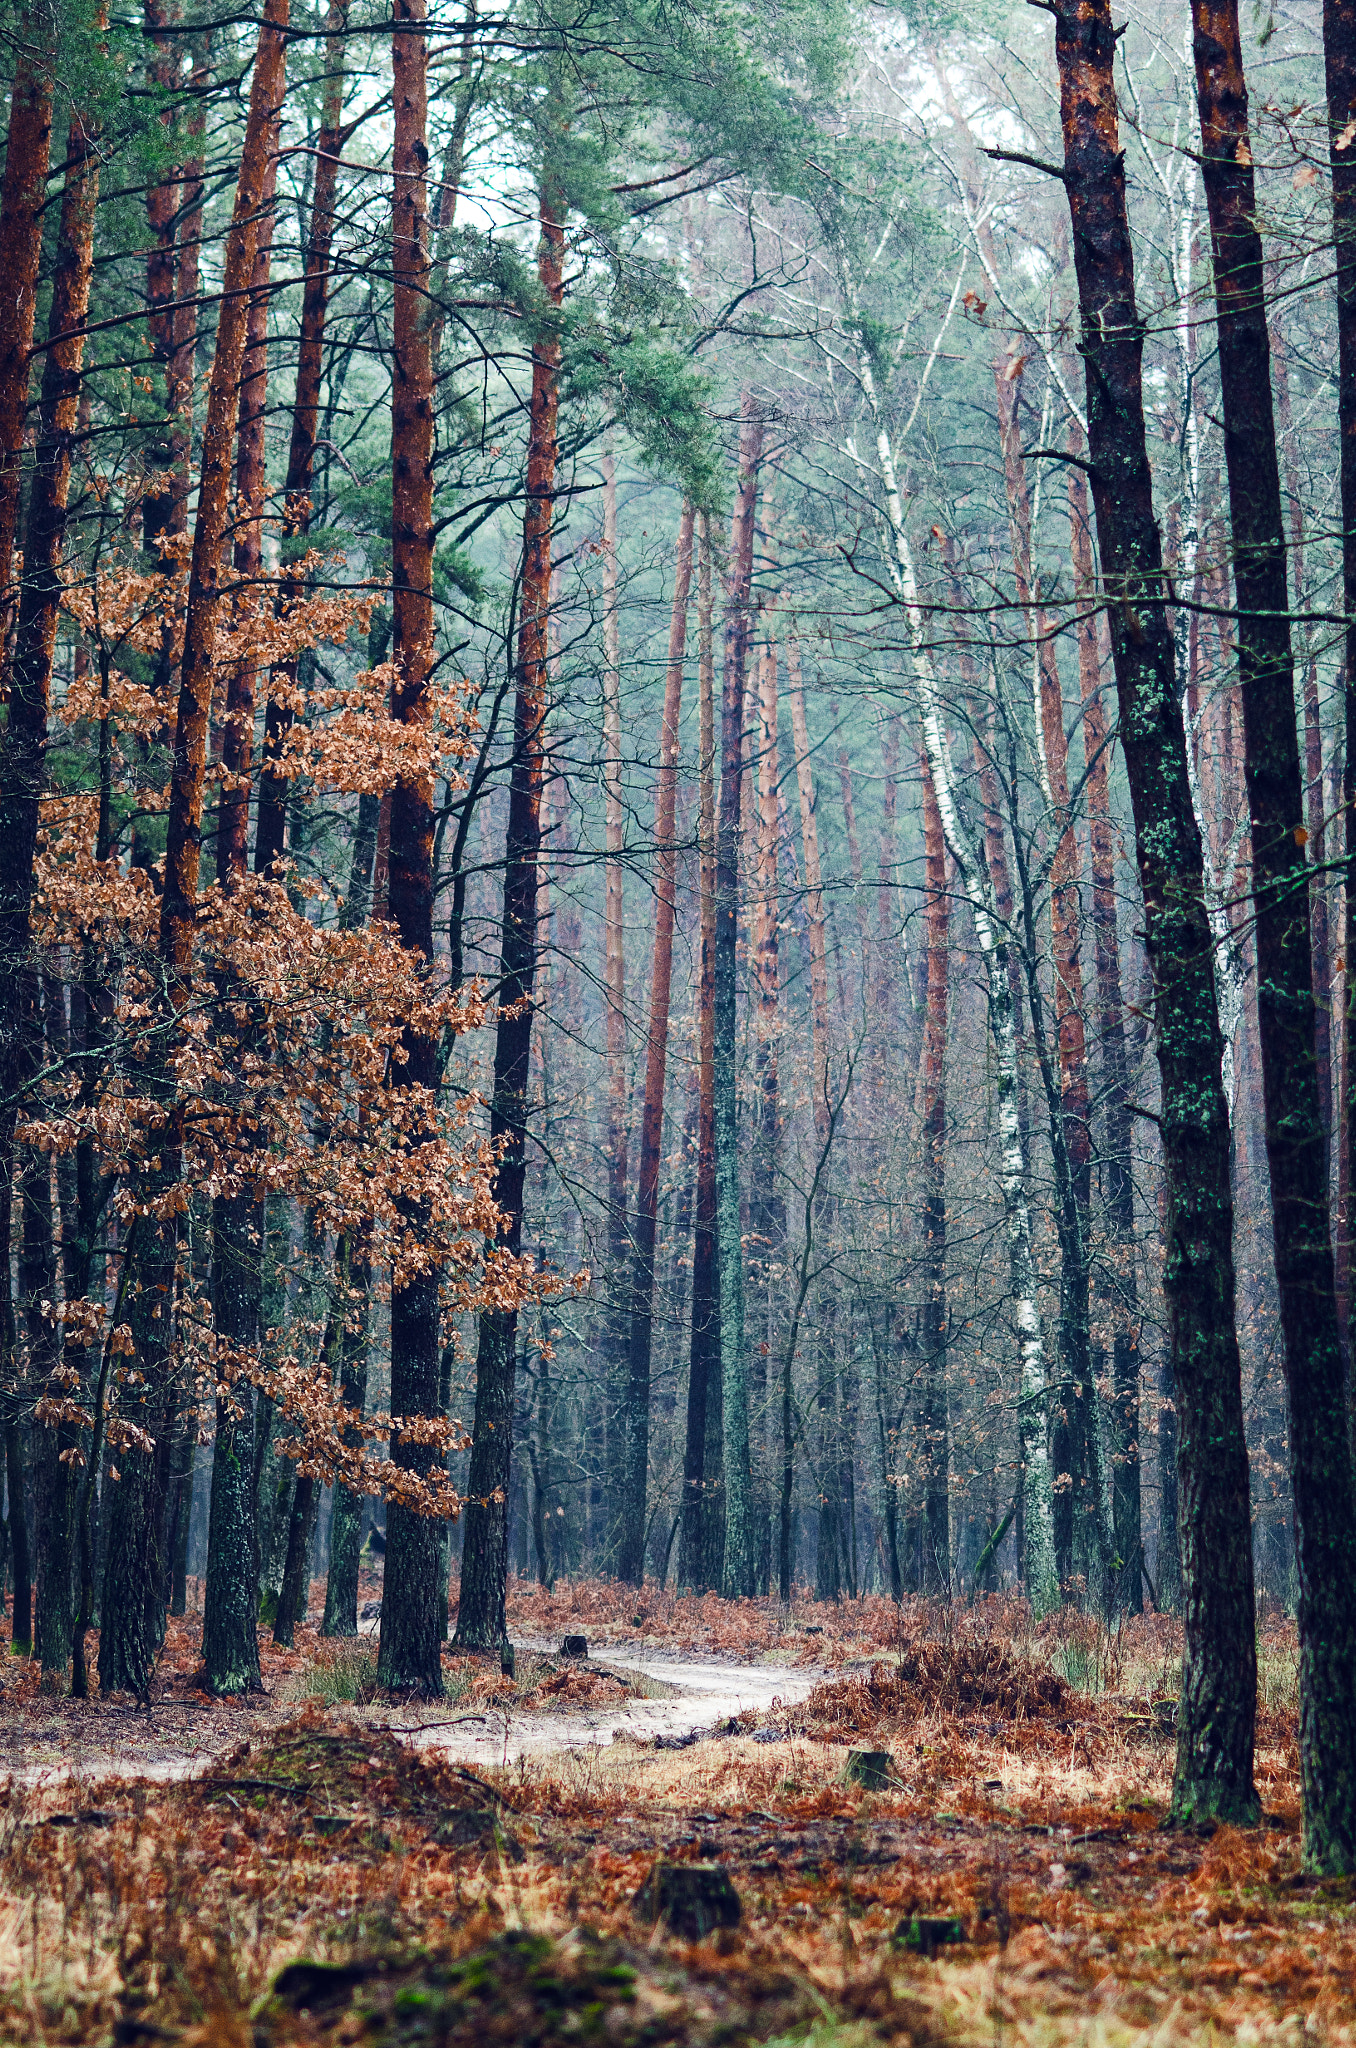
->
[259,1929,805,2047]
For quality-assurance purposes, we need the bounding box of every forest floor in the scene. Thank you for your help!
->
[0,1579,1344,2048]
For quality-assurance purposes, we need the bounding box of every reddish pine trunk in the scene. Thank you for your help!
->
[874,715,909,1085]
[1068,437,1142,1614]
[788,646,831,1141]
[99,0,289,1703]
[159,1,287,979]
[0,27,53,610]
[2,99,100,770]
[257,0,351,874]
[618,501,693,1585]
[1195,0,1356,1870]
[0,93,100,972]
[714,409,764,1599]
[0,95,100,1685]
[142,0,182,558]
[601,446,630,1537]
[680,513,720,1592]
[917,747,950,1593]
[994,349,1099,1592]
[789,651,842,1600]
[1272,327,1333,1143]
[750,633,782,1591]
[218,109,281,883]
[453,155,564,1652]
[836,728,869,1005]
[167,36,207,514]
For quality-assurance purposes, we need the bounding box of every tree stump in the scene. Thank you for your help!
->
[500,1639,516,1678]
[560,1635,588,1659]
[634,1860,741,1939]
[894,1915,965,1958]
[843,1749,894,1790]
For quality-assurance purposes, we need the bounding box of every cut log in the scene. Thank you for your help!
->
[634,1861,741,1939]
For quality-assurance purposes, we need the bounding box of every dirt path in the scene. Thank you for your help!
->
[0,1649,823,1794]
[398,1650,822,1768]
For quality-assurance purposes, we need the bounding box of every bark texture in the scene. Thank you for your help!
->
[453,152,563,1652]
[101,0,289,1700]
[257,0,350,874]
[0,22,53,608]
[619,501,693,1584]
[1069,448,1142,1613]
[378,0,444,1694]
[1193,0,1356,1869]
[917,748,950,1594]
[713,407,763,1598]
[1050,0,1258,1821]
[680,515,721,1591]
[1333,0,1356,1383]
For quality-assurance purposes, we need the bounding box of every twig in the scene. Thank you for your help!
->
[377,1713,490,1735]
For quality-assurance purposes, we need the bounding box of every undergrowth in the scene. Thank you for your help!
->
[0,1584,1316,2047]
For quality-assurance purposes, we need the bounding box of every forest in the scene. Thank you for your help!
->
[0,0,1354,2037]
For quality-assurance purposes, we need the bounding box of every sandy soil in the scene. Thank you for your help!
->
[0,1639,824,1794]
[396,1648,824,1767]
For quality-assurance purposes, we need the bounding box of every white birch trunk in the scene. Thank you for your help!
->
[850,346,1057,1611]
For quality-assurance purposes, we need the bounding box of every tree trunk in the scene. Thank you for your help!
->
[680,513,720,1591]
[41,970,83,1656]
[786,643,839,1597]
[142,0,181,559]
[619,501,693,1584]
[750,634,782,1593]
[994,351,1100,1598]
[917,747,950,1594]
[850,341,1056,1610]
[24,1137,62,1667]
[203,1188,263,1690]
[273,1473,317,1646]
[0,22,53,610]
[102,0,288,1701]
[872,713,903,1086]
[1068,444,1142,1614]
[217,105,280,879]
[318,809,379,1637]
[713,409,763,1598]
[453,148,563,1653]
[166,34,207,554]
[376,0,444,1694]
[1331,0,1356,1389]
[1050,0,1258,1823]
[322,1224,371,1636]
[257,0,350,875]
[600,445,630,1557]
[1271,324,1333,1151]
[1193,0,1356,1869]
[787,649,832,1143]
[0,95,101,1679]
[0,33,58,1492]
[6,1412,31,1656]
[199,66,282,1696]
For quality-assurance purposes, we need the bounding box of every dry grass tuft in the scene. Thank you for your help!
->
[795,1644,1067,1739]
